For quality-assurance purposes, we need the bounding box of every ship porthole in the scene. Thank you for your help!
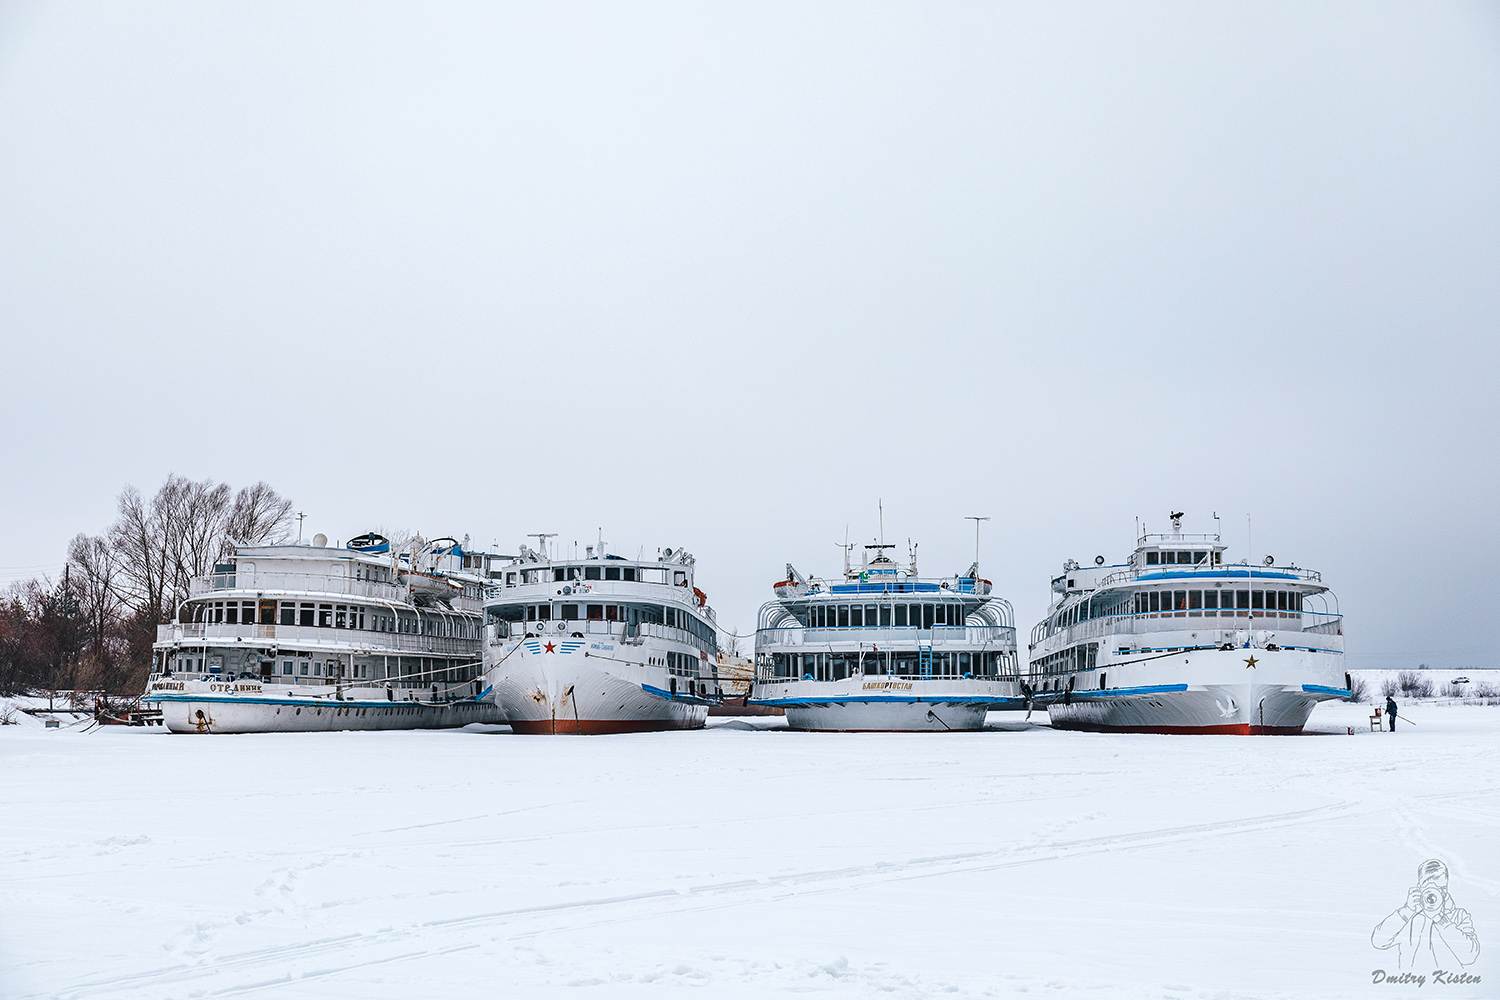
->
[295,708,301,715]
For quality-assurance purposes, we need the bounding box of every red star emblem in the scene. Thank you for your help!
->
[543,642,556,654]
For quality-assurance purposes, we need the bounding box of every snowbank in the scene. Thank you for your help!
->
[1,702,1494,998]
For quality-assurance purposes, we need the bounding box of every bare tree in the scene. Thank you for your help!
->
[109,483,172,624]
[67,533,121,656]
[222,482,295,553]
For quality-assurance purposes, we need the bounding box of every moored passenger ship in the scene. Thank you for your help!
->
[1027,513,1349,734]
[483,540,723,734]
[142,533,508,733]
[750,539,1023,731]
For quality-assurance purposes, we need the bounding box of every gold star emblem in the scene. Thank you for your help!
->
[1244,655,1258,669]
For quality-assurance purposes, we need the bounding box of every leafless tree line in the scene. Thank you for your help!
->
[0,475,294,696]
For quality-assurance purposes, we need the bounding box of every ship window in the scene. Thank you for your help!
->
[894,604,907,626]
[1192,551,1205,565]
[1148,591,1160,612]
[1188,590,1202,611]
[1204,590,1218,610]
[1146,551,1159,565]
[1173,591,1186,611]
[561,604,579,620]
[279,603,294,626]
[1277,591,1288,610]
[282,661,292,675]
[836,605,848,628]
[605,567,621,581]
[1251,591,1263,610]
[587,604,603,620]
[1236,590,1250,610]
[1291,592,1303,611]
[850,605,863,627]
[606,605,620,622]
[335,606,347,629]
[551,568,563,582]
[226,604,238,624]
[673,571,687,587]
[582,566,599,580]
[622,567,636,582]
[922,604,934,629]
[880,605,891,626]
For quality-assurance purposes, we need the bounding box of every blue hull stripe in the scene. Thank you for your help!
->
[1302,684,1352,697]
[750,695,1027,707]
[640,683,709,705]
[142,693,486,710]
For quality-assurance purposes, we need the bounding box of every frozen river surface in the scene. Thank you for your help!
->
[2,702,1495,999]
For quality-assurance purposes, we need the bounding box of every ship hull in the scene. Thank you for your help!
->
[751,678,1023,732]
[491,640,708,735]
[1044,647,1347,735]
[144,690,504,734]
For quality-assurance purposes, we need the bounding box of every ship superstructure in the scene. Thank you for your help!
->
[482,539,722,734]
[750,536,1022,731]
[142,533,508,733]
[1027,513,1349,734]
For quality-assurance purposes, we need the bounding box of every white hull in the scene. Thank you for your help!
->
[491,638,708,734]
[1043,647,1347,734]
[751,677,1024,732]
[144,687,504,734]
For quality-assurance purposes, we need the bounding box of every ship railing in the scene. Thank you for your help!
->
[1036,609,1343,648]
[1094,564,1324,590]
[154,622,478,656]
[496,617,717,655]
[754,624,1016,649]
[190,571,408,602]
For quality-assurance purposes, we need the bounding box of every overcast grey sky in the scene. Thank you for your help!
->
[2,3,1497,667]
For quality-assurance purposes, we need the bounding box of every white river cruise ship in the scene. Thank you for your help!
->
[142,533,508,733]
[750,538,1023,731]
[1027,513,1349,734]
[483,539,723,734]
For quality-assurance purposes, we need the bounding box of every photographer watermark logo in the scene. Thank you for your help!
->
[1371,859,1481,986]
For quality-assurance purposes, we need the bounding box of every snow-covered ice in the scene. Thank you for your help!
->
[2,701,1495,999]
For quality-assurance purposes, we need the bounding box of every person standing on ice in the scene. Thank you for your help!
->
[1371,859,1480,969]
[1385,695,1398,732]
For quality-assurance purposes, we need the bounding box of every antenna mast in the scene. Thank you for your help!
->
[965,516,990,579]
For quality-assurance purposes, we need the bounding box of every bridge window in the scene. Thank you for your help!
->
[1251,591,1263,610]
[894,604,907,626]
[561,604,578,620]
[605,567,621,581]
[880,605,891,626]
[1146,551,1159,565]
[1204,590,1218,610]
[1236,590,1249,610]
[1188,590,1202,611]
[850,605,863,627]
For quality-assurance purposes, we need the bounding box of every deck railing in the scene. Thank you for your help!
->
[755,624,1016,649]
[1036,609,1343,650]
[190,571,410,602]
[155,622,479,656]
